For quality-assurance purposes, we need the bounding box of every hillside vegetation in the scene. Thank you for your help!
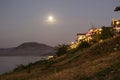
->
[0,36,120,80]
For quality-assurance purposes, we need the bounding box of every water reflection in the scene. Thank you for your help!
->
[0,56,42,74]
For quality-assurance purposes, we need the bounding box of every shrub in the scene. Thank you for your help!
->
[93,61,120,79]
[90,36,120,55]
[55,44,69,56]
[77,41,91,50]
[100,26,114,40]
[14,64,25,72]
[92,26,114,42]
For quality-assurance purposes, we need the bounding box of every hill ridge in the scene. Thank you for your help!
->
[0,42,55,56]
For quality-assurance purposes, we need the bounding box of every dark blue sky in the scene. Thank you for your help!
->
[0,0,120,48]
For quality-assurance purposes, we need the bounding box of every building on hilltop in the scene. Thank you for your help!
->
[113,6,120,34]
[111,19,120,33]
[70,27,102,49]
[85,28,96,42]
[77,33,86,42]
[76,27,102,43]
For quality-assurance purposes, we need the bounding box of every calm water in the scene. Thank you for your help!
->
[0,56,43,74]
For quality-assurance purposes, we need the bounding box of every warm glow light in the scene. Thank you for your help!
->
[45,15,56,24]
[71,41,74,44]
[116,21,119,25]
[48,16,53,21]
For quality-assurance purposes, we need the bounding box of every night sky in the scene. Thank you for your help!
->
[0,0,120,48]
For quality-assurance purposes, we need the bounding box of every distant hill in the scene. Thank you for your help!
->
[0,42,55,56]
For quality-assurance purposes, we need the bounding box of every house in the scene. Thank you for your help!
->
[76,27,102,42]
[70,27,103,49]
[77,33,86,42]
[86,28,94,36]
[85,28,95,41]
[94,28,102,34]
[111,19,120,33]
[86,27,102,42]
[70,33,86,49]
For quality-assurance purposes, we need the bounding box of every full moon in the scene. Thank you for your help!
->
[48,16,53,21]
[46,15,56,23]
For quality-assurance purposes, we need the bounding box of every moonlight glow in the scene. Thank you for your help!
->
[48,16,53,21]
[46,15,56,23]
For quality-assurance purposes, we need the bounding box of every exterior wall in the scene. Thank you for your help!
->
[86,28,95,41]
[77,34,86,42]
[94,28,102,34]
[112,19,120,32]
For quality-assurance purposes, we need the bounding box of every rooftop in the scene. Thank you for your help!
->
[77,33,86,35]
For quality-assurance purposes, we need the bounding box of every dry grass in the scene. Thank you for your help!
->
[30,51,120,80]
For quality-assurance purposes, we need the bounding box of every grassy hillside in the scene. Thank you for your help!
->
[0,36,120,80]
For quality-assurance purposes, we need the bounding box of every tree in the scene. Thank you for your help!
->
[55,44,69,56]
[100,26,114,40]
[77,41,91,50]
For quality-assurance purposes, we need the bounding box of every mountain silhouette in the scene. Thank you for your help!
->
[0,42,55,56]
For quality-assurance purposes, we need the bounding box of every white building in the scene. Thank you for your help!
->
[112,19,120,33]
[77,33,86,42]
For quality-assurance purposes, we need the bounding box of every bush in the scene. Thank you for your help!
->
[92,26,114,42]
[77,41,91,50]
[55,44,69,56]
[100,26,114,40]
[90,36,120,55]
[93,61,120,79]
[14,64,25,72]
